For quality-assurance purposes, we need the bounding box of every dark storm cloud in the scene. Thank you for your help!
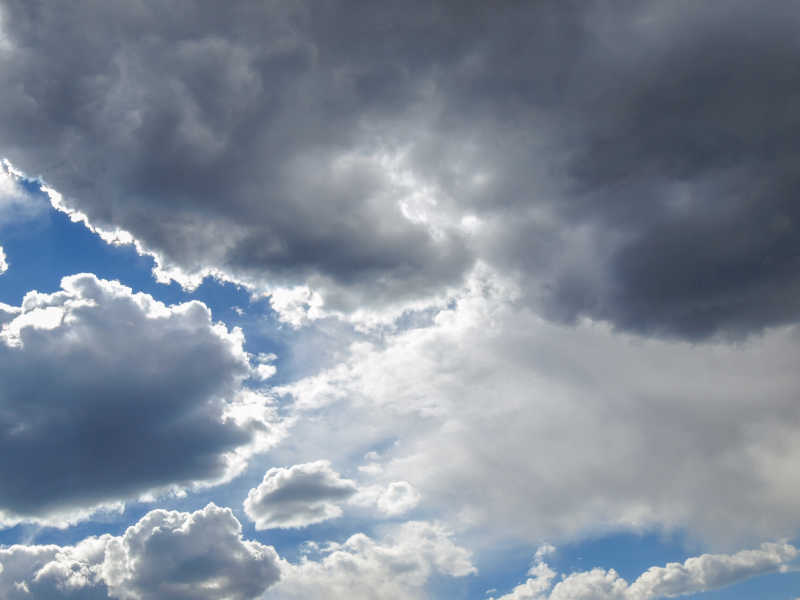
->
[2,1,800,335]
[0,274,279,523]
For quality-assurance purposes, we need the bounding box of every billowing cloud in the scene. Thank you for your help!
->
[492,542,798,600]
[278,268,800,544]
[244,461,358,529]
[103,503,281,600]
[350,480,422,517]
[269,520,476,600]
[0,273,283,525]
[0,506,474,600]
[0,504,281,600]
[3,2,800,335]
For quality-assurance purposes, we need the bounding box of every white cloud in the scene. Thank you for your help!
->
[0,245,6,274]
[0,504,281,600]
[491,542,798,600]
[351,481,422,517]
[0,159,46,223]
[279,266,800,544]
[375,481,421,516]
[244,461,423,530]
[0,273,285,526]
[244,461,358,529]
[103,504,280,600]
[269,520,476,600]
[0,507,474,600]
[626,542,798,599]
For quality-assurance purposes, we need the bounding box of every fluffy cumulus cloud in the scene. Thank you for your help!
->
[492,542,798,600]
[244,460,424,529]
[0,504,281,600]
[279,268,800,544]
[244,461,358,529]
[102,504,281,600]
[0,245,6,274]
[0,506,475,600]
[0,273,283,525]
[269,520,476,600]
[3,1,800,335]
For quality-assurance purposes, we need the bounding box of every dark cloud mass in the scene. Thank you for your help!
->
[1,1,799,335]
[0,274,278,523]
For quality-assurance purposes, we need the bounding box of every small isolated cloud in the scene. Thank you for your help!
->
[0,245,6,274]
[0,503,281,600]
[0,274,284,526]
[244,461,358,529]
[491,542,798,600]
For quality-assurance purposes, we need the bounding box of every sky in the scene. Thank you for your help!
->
[0,1,799,598]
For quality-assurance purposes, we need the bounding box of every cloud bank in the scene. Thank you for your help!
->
[3,2,800,335]
[0,506,474,600]
[280,269,800,544]
[494,542,798,600]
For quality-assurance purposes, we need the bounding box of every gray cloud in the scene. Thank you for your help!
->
[0,273,282,525]
[244,460,358,529]
[4,2,800,335]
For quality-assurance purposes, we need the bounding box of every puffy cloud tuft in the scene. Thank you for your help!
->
[244,461,358,529]
[271,520,475,599]
[492,542,798,600]
[0,504,281,600]
[0,273,283,525]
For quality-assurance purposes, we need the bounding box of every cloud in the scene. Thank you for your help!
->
[374,481,421,516]
[4,2,800,335]
[0,245,6,274]
[492,542,798,600]
[103,503,281,600]
[0,506,473,600]
[244,461,358,529]
[0,1,473,320]
[0,273,283,525]
[0,503,281,600]
[278,267,800,544]
[351,480,422,517]
[0,159,45,222]
[270,520,476,600]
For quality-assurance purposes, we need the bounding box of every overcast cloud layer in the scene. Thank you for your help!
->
[2,1,800,599]
[3,1,800,335]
